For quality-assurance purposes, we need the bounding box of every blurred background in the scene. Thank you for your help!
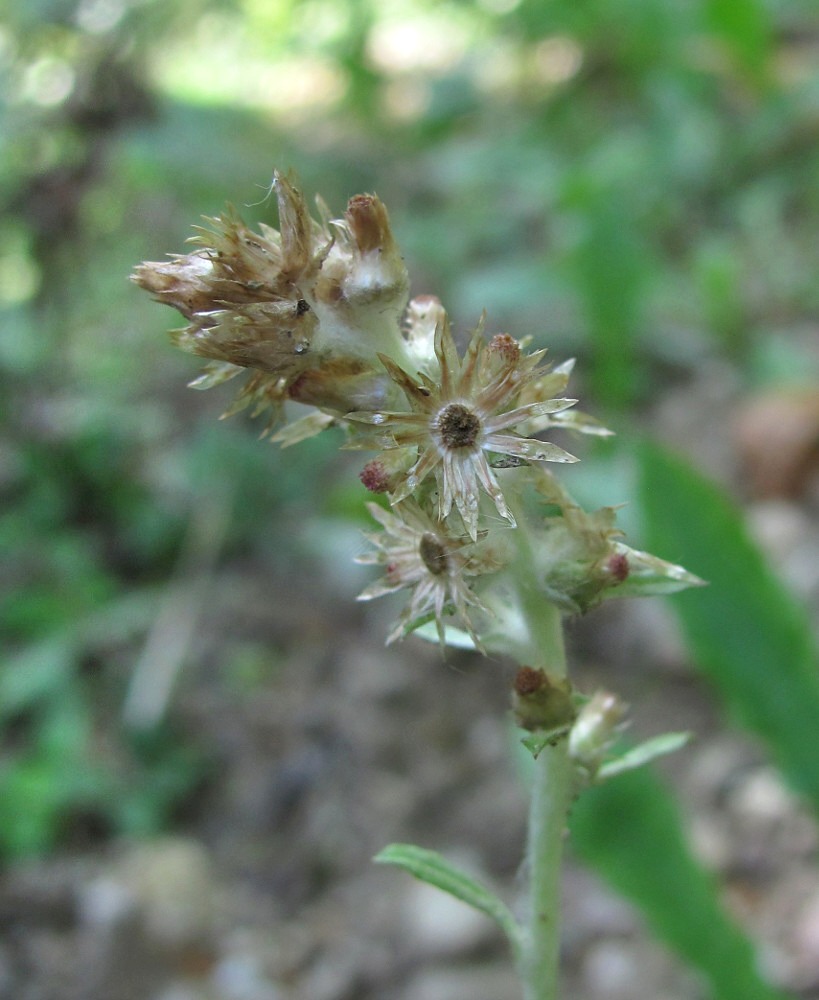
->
[2,1,819,998]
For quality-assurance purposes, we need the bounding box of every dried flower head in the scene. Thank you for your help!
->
[356,501,504,646]
[132,172,411,432]
[348,315,579,539]
[136,169,704,668]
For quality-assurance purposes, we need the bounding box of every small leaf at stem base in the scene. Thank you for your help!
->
[520,725,572,759]
[373,842,523,959]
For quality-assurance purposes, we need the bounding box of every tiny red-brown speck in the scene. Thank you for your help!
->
[607,552,630,582]
[514,666,546,696]
[360,461,390,493]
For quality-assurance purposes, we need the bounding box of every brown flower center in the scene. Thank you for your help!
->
[419,534,449,576]
[436,403,481,449]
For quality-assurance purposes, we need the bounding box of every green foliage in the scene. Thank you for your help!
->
[374,843,523,960]
[571,766,795,1000]
[639,442,819,811]
[2,3,818,995]
[0,601,204,857]
[596,732,692,781]
[558,440,819,996]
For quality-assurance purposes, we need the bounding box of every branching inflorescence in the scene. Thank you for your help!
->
[134,172,698,657]
[134,172,702,1000]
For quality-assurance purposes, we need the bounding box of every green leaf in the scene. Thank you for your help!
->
[612,542,706,599]
[521,725,572,760]
[374,843,523,959]
[0,636,74,720]
[598,732,691,781]
[571,767,794,1000]
[638,442,819,814]
[569,181,647,410]
[704,0,772,86]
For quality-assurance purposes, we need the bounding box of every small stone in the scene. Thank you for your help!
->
[792,889,819,981]
[118,837,216,947]
[402,963,519,1000]
[729,767,796,825]
[211,952,283,1000]
[77,876,137,930]
[582,940,636,996]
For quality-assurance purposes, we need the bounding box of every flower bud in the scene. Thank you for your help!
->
[346,193,393,254]
[133,172,420,426]
[486,333,521,375]
[512,668,575,732]
[604,551,630,583]
[172,298,318,378]
[131,254,215,321]
[514,470,705,614]
[285,358,397,413]
[312,193,408,317]
[359,449,415,494]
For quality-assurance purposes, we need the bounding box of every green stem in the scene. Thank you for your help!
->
[486,486,575,998]
[524,736,572,1000]
[508,522,572,1000]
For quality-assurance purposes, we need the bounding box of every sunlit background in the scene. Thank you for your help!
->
[3,1,819,998]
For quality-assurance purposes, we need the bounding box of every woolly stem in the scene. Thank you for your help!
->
[505,531,572,1000]
[524,729,572,1000]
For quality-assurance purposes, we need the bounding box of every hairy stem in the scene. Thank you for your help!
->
[524,735,572,1000]
[509,538,572,1000]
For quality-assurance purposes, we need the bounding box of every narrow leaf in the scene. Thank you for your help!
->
[374,843,523,958]
[571,767,795,1000]
[598,732,691,781]
[521,725,572,760]
[638,442,819,814]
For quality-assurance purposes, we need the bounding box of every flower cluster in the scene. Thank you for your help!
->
[133,172,412,433]
[347,316,580,540]
[356,501,503,647]
[134,173,701,647]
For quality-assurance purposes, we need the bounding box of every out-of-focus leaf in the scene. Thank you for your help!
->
[374,843,523,959]
[0,637,75,721]
[704,0,772,86]
[564,176,647,411]
[571,767,794,1000]
[638,442,819,812]
[597,731,691,781]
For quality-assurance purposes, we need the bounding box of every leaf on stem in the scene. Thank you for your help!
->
[597,732,691,781]
[373,843,523,959]
[520,725,572,760]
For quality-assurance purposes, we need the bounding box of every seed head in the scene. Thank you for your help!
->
[347,314,579,539]
[356,501,504,647]
[133,172,411,431]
